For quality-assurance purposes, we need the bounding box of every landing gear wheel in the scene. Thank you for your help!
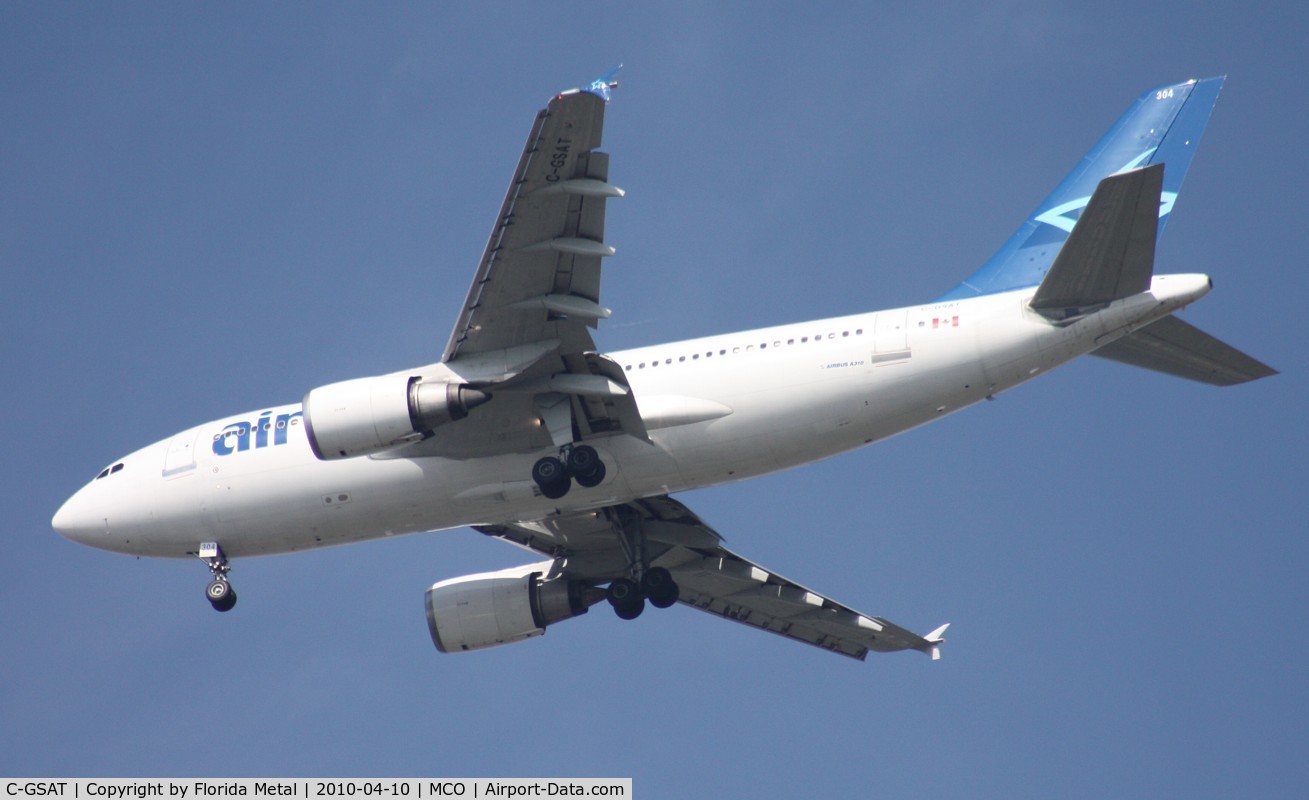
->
[206,579,237,612]
[532,456,570,499]
[613,595,644,620]
[607,578,645,620]
[642,567,680,609]
[574,460,606,488]
[199,542,237,612]
[567,445,606,488]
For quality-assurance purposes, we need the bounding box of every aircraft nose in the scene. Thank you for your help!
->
[52,488,103,544]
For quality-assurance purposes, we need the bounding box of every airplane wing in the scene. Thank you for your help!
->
[442,84,616,365]
[413,74,646,458]
[476,495,948,660]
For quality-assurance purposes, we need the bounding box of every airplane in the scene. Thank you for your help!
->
[52,72,1275,662]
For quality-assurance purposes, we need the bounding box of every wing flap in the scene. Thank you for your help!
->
[1092,314,1278,385]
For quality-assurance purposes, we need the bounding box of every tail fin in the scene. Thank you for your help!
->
[937,77,1225,301]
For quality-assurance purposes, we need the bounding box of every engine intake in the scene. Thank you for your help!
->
[302,373,490,460]
[425,563,601,653]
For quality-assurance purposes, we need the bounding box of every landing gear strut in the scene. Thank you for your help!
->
[531,444,607,499]
[199,541,237,612]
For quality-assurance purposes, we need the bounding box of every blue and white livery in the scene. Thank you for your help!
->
[53,76,1273,661]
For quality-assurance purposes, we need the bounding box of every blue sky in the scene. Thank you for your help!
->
[4,3,1305,796]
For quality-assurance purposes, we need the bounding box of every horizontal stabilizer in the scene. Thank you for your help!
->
[919,623,950,661]
[1092,315,1278,385]
[1031,164,1163,315]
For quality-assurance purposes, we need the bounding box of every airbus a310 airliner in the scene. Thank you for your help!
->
[53,73,1274,661]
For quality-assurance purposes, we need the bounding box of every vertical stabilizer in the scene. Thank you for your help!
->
[937,77,1224,301]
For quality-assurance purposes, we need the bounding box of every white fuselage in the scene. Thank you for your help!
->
[52,274,1211,560]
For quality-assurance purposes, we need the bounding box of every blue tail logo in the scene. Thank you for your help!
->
[937,77,1225,302]
[1032,150,1176,234]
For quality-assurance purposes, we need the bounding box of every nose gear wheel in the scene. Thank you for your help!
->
[198,542,237,612]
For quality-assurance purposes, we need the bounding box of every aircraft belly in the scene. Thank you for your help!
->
[147,471,212,556]
[195,448,439,557]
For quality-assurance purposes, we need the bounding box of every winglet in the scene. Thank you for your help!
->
[561,65,622,103]
[921,623,950,661]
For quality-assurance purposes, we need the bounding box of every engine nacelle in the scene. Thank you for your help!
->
[425,563,600,653]
[302,373,490,460]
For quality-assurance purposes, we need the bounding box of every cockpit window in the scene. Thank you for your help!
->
[95,462,125,480]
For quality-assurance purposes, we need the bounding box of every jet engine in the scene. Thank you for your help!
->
[425,563,602,653]
[302,373,490,460]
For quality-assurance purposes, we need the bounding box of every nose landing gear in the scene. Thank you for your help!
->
[199,541,237,612]
[531,444,607,499]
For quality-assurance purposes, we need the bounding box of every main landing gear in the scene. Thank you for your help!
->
[531,444,606,499]
[602,506,680,620]
[605,566,679,620]
[199,541,237,612]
